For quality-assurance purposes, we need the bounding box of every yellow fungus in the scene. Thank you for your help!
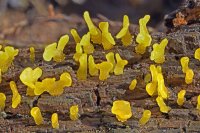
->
[70,105,79,121]
[156,96,171,113]
[80,33,94,54]
[185,69,194,84]
[105,52,115,73]
[157,73,168,99]
[9,81,21,108]
[129,79,137,91]
[77,53,87,80]
[116,15,132,46]
[197,95,200,110]
[88,55,98,76]
[177,90,186,106]
[194,48,200,61]
[30,47,35,63]
[180,57,189,73]
[30,107,44,125]
[51,113,59,129]
[0,93,6,111]
[150,38,168,64]
[73,43,83,62]
[0,45,2,50]
[146,82,157,96]
[111,100,132,122]
[114,53,128,75]
[0,69,2,84]
[139,110,151,125]
[70,29,81,43]
[144,73,151,83]
[59,72,72,87]
[96,62,113,81]
[135,15,152,54]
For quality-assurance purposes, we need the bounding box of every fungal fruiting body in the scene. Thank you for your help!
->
[197,95,200,110]
[106,52,115,73]
[43,34,69,62]
[0,69,2,84]
[111,100,132,122]
[157,73,169,99]
[177,90,186,106]
[180,57,189,73]
[80,33,94,54]
[185,69,194,84]
[9,81,21,108]
[70,105,79,121]
[73,43,83,62]
[116,15,132,46]
[194,48,200,60]
[114,53,128,75]
[150,38,168,64]
[30,107,44,125]
[30,47,35,63]
[71,29,81,43]
[88,55,98,76]
[96,62,113,81]
[51,113,59,129]
[77,53,87,80]
[156,96,171,113]
[135,15,152,54]
[0,93,6,111]
[129,79,137,91]
[139,110,151,125]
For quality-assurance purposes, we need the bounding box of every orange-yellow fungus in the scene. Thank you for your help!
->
[80,33,94,54]
[88,55,98,76]
[129,79,137,91]
[51,113,59,129]
[71,29,81,43]
[150,38,168,64]
[157,73,168,99]
[111,100,132,122]
[139,110,151,125]
[185,69,194,84]
[30,107,44,125]
[99,22,116,50]
[96,62,113,81]
[70,105,79,121]
[0,93,6,111]
[180,57,189,73]
[177,90,186,106]
[9,81,21,108]
[30,47,35,63]
[114,53,128,75]
[106,52,115,73]
[156,96,171,113]
[197,95,200,110]
[135,15,152,54]
[116,15,132,46]
[43,34,69,62]
[73,43,83,62]
[194,48,200,61]
[77,54,87,80]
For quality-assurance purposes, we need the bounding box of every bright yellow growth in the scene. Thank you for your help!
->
[30,47,35,63]
[30,107,44,125]
[144,73,151,83]
[185,69,194,84]
[197,95,200,110]
[99,22,115,50]
[80,32,94,54]
[194,48,200,61]
[88,55,98,76]
[116,15,132,46]
[150,38,168,64]
[70,105,79,121]
[77,54,87,80]
[177,90,186,106]
[51,113,59,129]
[157,73,168,99]
[180,57,189,73]
[73,43,83,62]
[106,52,115,73]
[0,46,19,73]
[156,96,171,113]
[43,34,69,62]
[135,15,152,54]
[9,81,21,108]
[96,62,113,81]
[114,53,128,75]
[71,29,81,43]
[0,93,6,111]
[129,79,137,91]
[0,69,2,84]
[139,110,151,125]
[111,100,132,122]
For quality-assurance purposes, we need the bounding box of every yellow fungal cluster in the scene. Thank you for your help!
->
[156,96,171,113]
[96,61,113,81]
[114,53,128,75]
[70,105,79,121]
[194,48,200,60]
[0,93,6,111]
[111,100,132,122]
[51,113,59,129]
[9,81,21,108]
[197,95,200,110]
[30,47,35,63]
[31,107,44,125]
[139,110,151,125]
[129,79,137,91]
[177,90,186,106]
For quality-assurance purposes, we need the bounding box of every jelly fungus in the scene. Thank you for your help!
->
[150,38,168,64]
[156,96,171,113]
[177,90,186,106]
[185,69,194,84]
[88,55,98,76]
[0,93,6,111]
[99,22,116,50]
[157,73,169,99]
[70,29,81,43]
[30,107,44,125]
[96,62,113,81]
[77,54,87,80]
[80,32,94,54]
[9,81,21,108]
[197,95,200,110]
[51,113,59,129]
[144,73,151,83]
[43,34,69,62]
[194,48,200,61]
[70,105,79,121]
[73,43,83,62]
[129,79,137,91]
[116,15,132,46]
[180,57,189,73]
[139,110,151,125]
[111,100,132,122]
[30,47,35,63]
[135,15,152,54]
[114,53,128,75]
[106,52,116,73]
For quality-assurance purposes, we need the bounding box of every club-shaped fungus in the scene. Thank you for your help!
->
[71,29,81,43]
[43,34,69,62]
[116,15,132,46]
[197,95,200,110]
[83,11,101,44]
[0,93,6,111]
[51,113,59,129]
[180,57,189,73]
[157,73,169,99]
[73,43,83,62]
[106,52,115,73]
[194,48,200,61]
[77,53,87,80]
[88,55,98,76]
[114,53,128,75]
[70,105,79,121]
[185,69,194,84]
[135,15,152,54]
[99,22,116,50]
[150,38,168,64]
[139,110,151,125]
[30,107,44,125]
[96,62,113,81]
[80,32,94,54]
[177,90,186,106]
[156,96,171,113]
[111,100,132,122]
[9,81,21,108]
[129,79,137,91]
[30,47,35,63]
